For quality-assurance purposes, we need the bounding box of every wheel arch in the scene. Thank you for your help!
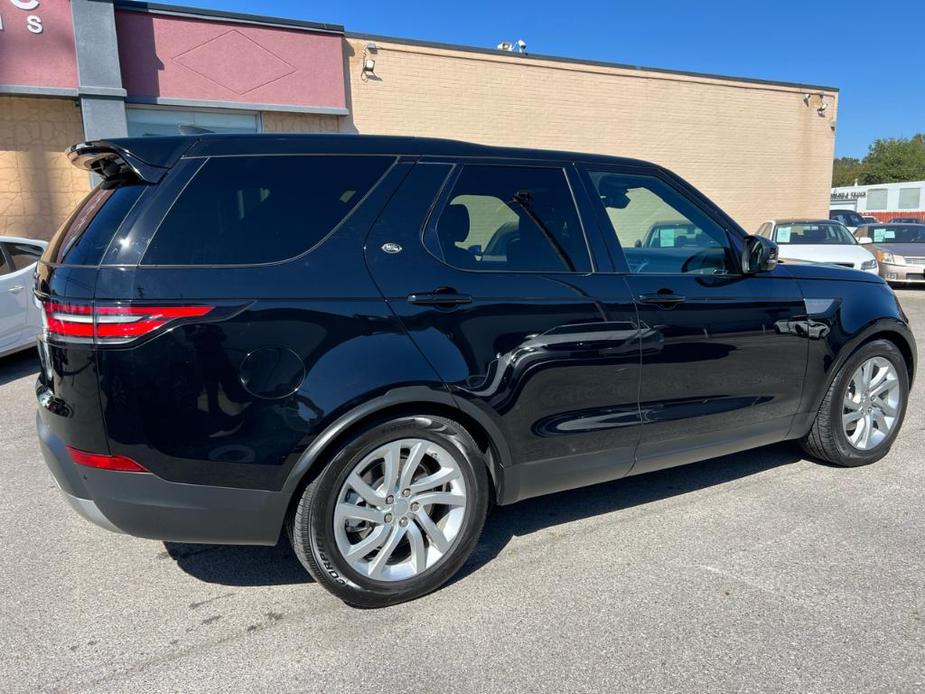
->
[811,318,916,417]
[858,328,916,382]
[280,387,511,524]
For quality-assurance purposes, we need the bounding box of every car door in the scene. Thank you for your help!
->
[0,244,28,352]
[365,159,642,503]
[578,165,808,474]
[5,241,45,338]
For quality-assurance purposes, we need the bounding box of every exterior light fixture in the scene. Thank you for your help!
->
[362,42,378,78]
[816,94,827,116]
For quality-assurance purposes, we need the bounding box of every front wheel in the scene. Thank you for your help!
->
[291,415,489,607]
[801,339,909,466]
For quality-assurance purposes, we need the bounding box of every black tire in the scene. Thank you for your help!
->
[290,415,489,607]
[801,339,909,466]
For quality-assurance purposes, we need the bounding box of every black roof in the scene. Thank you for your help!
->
[90,133,657,170]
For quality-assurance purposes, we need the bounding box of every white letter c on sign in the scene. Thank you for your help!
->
[11,0,40,11]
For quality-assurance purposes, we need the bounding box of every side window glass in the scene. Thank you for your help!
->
[584,171,735,275]
[143,155,393,266]
[432,165,590,273]
[0,247,9,276]
[8,243,43,271]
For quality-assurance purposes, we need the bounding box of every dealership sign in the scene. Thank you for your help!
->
[831,191,866,201]
[0,0,44,33]
[0,0,78,89]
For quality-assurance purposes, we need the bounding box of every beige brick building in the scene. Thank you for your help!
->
[342,36,838,233]
[0,2,837,241]
[0,97,90,240]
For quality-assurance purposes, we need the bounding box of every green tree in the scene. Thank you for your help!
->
[860,136,925,184]
[832,156,864,187]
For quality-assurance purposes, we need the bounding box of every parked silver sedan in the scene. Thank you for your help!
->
[855,223,925,285]
[0,236,47,357]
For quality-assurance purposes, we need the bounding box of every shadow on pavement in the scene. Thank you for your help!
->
[0,347,40,387]
[452,441,804,585]
[162,537,313,586]
[165,441,803,588]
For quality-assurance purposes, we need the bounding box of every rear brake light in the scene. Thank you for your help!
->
[66,446,149,473]
[42,302,212,345]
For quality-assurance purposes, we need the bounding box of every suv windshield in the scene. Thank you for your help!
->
[43,182,146,265]
[775,223,856,245]
[868,225,925,243]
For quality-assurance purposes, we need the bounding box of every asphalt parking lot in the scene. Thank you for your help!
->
[3,290,924,694]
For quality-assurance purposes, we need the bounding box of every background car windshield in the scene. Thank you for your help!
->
[642,223,715,248]
[868,225,925,243]
[775,223,855,245]
[832,211,865,227]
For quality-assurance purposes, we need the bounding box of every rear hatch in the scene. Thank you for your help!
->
[35,138,193,454]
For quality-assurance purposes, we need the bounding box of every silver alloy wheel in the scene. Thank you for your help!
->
[333,438,467,582]
[842,356,901,451]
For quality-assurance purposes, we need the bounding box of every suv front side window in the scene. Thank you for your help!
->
[429,165,591,273]
[582,170,736,275]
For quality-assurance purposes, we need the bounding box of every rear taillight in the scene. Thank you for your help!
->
[66,446,149,473]
[42,302,212,345]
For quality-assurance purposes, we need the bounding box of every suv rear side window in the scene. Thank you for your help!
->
[143,155,393,266]
[44,184,145,265]
[431,165,590,273]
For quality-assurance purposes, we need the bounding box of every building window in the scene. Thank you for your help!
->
[866,188,888,210]
[898,187,921,210]
[126,107,260,137]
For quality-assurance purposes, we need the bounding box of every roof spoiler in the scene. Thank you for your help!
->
[66,137,194,183]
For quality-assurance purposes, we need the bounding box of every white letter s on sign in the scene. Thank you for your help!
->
[26,14,41,33]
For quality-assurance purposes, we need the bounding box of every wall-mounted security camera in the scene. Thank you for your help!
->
[497,39,528,54]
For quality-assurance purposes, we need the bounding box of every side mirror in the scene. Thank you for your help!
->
[742,235,779,273]
[634,239,642,248]
[858,237,873,245]
[467,244,482,255]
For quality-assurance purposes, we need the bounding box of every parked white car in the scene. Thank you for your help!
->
[755,219,879,274]
[0,236,47,357]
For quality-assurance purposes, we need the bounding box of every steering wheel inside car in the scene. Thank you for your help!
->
[681,248,723,274]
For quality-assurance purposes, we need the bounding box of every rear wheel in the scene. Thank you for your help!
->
[291,415,489,607]
[801,339,909,466]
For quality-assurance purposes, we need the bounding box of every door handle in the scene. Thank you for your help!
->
[638,292,686,306]
[8,286,24,294]
[408,290,472,307]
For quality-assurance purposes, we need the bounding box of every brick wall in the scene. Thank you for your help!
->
[0,96,90,241]
[344,38,837,232]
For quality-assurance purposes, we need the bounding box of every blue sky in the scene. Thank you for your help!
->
[181,0,923,159]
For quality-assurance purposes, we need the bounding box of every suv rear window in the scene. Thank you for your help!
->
[44,183,145,265]
[142,155,393,266]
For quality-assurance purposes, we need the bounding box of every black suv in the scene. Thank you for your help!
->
[36,135,915,607]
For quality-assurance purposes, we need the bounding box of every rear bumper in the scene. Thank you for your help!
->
[37,413,288,545]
